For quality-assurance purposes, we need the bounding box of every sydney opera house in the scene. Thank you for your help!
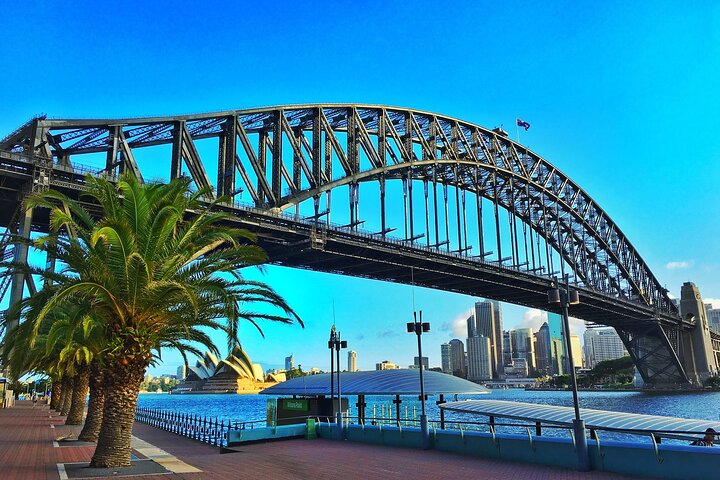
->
[172,345,286,394]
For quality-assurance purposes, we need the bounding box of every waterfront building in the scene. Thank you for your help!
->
[413,356,429,370]
[505,357,529,377]
[285,355,294,371]
[177,364,187,381]
[172,347,282,394]
[534,322,552,375]
[510,328,536,371]
[583,327,628,369]
[376,360,400,370]
[348,350,357,372]
[449,339,466,377]
[467,300,504,379]
[547,312,566,375]
[440,343,453,374]
[466,335,492,382]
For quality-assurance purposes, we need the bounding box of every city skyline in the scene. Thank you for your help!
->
[2,3,719,376]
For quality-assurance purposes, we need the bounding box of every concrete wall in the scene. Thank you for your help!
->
[317,423,720,480]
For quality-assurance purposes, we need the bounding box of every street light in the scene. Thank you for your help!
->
[407,310,430,450]
[548,273,589,472]
[328,326,347,432]
[328,327,336,406]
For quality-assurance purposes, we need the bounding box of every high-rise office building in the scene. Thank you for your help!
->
[441,343,453,374]
[449,339,465,377]
[284,355,294,371]
[583,328,628,369]
[348,350,357,372]
[503,330,512,366]
[467,300,504,379]
[548,312,566,375]
[177,364,187,380]
[466,336,492,382]
[510,328,536,371]
[570,335,583,369]
[707,308,720,332]
[535,322,552,375]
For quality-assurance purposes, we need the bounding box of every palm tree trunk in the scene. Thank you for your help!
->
[78,365,105,442]
[60,376,74,416]
[50,380,61,411]
[90,359,145,468]
[66,370,89,425]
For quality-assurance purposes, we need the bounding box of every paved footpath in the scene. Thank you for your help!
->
[1,401,657,480]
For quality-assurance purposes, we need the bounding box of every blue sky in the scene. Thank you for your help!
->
[2,1,719,374]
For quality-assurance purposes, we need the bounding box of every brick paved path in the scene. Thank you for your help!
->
[1,401,656,480]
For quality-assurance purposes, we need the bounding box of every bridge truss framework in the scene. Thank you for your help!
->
[0,104,715,387]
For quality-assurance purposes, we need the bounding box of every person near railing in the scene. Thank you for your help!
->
[690,428,716,446]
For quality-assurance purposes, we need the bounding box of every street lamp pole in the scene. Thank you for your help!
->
[548,273,590,471]
[328,327,335,408]
[328,326,347,435]
[407,310,430,450]
[335,332,346,415]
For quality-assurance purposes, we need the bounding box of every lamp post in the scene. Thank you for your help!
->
[407,310,430,450]
[547,273,589,471]
[328,327,335,408]
[328,326,347,434]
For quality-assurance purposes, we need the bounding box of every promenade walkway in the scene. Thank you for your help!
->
[1,401,656,480]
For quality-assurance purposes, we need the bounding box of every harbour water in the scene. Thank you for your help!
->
[137,388,720,439]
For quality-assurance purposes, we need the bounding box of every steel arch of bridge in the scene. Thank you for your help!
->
[0,105,690,386]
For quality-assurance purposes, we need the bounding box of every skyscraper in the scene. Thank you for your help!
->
[535,322,552,375]
[510,328,536,371]
[441,343,453,374]
[348,350,357,372]
[707,308,720,332]
[284,355,294,371]
[449,339,465,377]
[468,300,504,379]
[503,330,512,366]
[570,335,583,369]
[466,336,492,382]
[547,312,566,375]
[583,328,627,369]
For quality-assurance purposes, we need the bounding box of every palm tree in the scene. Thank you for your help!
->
[45,312,105,426]
[15,174,301,467]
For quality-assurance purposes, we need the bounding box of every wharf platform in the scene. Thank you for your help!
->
[1,401,654,480]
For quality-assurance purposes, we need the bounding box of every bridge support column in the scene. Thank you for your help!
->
[680,282,718,385]
[6,206,33,335]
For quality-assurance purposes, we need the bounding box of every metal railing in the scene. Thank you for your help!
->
[134,406,261,447]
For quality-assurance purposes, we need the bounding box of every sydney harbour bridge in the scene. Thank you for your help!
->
[0,104,718,388]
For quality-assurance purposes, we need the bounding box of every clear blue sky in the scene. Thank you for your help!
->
[2,1,719,374]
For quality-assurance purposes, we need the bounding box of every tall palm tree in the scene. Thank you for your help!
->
[15,174,301,467]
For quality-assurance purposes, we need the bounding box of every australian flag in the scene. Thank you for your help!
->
[516,118,530,131]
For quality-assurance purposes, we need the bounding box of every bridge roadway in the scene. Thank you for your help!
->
[0,149,691,332]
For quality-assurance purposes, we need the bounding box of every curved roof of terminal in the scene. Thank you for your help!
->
[440,399,720,434]
[260,369,490,396]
